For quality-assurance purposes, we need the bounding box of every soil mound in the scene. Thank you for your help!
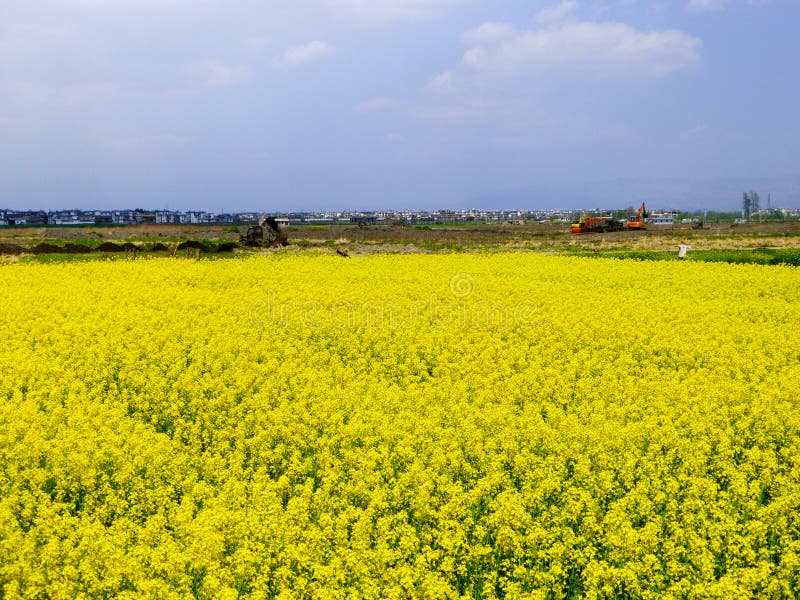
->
[31,243,65,254]
[62,244,93,254]
[0,243,23,255]
[97,242,125,252]
[177,240,208,252]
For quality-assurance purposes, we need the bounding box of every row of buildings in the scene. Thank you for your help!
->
[0,208,641,227]
[0,209,261,226]
[3,207,799,227]
[0,208,568,226]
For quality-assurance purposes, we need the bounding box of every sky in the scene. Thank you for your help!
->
[1,0,798,212]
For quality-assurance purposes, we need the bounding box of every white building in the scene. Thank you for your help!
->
[648,213,675,226]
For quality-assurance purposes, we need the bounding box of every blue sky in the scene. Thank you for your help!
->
[1,0,797,211]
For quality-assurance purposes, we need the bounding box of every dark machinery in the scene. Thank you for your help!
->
[571,215,626,233]
[240,217,288,247]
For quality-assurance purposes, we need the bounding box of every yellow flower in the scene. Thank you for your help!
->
[0,254,797,597]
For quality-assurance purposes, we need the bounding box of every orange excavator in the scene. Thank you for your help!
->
[626,203,648,230]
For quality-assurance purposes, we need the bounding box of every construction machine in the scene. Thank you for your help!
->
[626,203,649,230]
[571,215,625,234]
[240,217,288,247]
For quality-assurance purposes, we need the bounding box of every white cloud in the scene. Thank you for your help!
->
[274,41,333,67]
[426,71,455,92]
[535,1,579,26]
[460,22,516,45]
[416,16,702,127]
[206,61,251,87]
[680,124,709,140]
[457,21,701,80]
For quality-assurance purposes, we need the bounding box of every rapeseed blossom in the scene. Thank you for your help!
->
[0,254,799,598]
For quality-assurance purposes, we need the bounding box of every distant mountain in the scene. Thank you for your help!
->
[467,176,800,212]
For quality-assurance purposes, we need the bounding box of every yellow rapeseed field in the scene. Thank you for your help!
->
[1,254,799,599]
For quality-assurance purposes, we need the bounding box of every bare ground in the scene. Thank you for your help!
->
[1,221,798,256]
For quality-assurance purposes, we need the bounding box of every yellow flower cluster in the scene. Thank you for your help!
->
[1,254,799,599]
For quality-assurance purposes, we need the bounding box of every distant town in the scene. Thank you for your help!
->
[1,206,799,227]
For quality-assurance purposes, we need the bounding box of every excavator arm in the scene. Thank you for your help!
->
[626,203,648,230]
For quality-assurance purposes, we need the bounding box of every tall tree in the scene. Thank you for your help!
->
[750,190,761,216]
[742,192,752,220]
